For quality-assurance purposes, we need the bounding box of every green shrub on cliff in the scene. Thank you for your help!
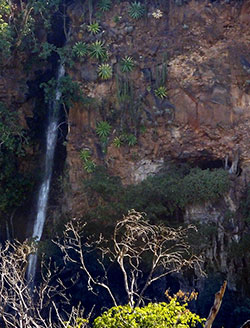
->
[84,166,230,225]
[0,102,33,213]
[180,168,230,207]
[0,1,13,59]
[0,0,60,62]
[40,75,83,106]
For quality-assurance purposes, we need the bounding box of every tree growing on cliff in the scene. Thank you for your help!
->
[55,210,203,308]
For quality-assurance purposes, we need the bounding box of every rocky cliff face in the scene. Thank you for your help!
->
[1,0,249,310]
[65,0,250,213]
[60,0,250,299]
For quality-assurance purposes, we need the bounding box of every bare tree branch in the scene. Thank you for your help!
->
[0,240,87,328]
[55,210,204,308]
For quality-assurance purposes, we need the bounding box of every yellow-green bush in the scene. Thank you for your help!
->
[93,298,205,328]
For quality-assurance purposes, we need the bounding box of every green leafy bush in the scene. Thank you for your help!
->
[84,166,230,224]
[40,75,83,106]
[93,299,205,328]
[89,41,107,60]
[0,102,32,213]
[98,63,112,79]
[120,56,135,73]
[128,2,145,19]
[180,168,230,206]
[0,0,60,62]
[0,2,13,59]
[0,102,25,153]
[56,45,74,67]
[84,166,122,202]
[39,42,56,59]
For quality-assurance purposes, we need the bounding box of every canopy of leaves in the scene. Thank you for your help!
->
[84,165,230,225]
[93,300,205,328]
[0,0,60,62]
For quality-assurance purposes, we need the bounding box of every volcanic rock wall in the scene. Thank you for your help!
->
[65,0,250,216]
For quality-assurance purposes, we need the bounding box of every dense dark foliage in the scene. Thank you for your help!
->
[0,102,33,214]
[84,165,230,227]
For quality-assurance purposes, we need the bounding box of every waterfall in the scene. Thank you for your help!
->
[27,64,65,281]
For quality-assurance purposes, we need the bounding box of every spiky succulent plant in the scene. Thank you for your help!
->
[89,41,107,60]
[98,63,112,80]
[96,121,112,138]
[120,56,135,73]
[155,86,167,99]
[128,2,145,20]
[98,0,112,12]
[72,42,88,57]
[87,22,101,34]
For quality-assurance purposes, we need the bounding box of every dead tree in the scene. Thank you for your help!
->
[55,210,203,308]
[0,240,87,328]
[204,281,227,328]
[240,320,250,328]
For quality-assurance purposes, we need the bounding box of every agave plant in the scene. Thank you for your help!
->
[80,149,96,173]
[89,40,107,60]
[87,22,101,34]
[98,0,112,12]
[83,159,96,173]
[80,149,91,162]
[155,86,167,99]
[98,63,112,80]
[72,42,88,58]
[96,121,112,139]
[128,2,145,20]
[120,56,135,73]
[113,136,123,148]
[126,134,137,146]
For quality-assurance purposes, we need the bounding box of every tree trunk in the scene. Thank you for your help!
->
[204,281,227,328]
[240,320,250,328]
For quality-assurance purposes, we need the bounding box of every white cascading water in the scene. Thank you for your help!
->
[27,64,65,281]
